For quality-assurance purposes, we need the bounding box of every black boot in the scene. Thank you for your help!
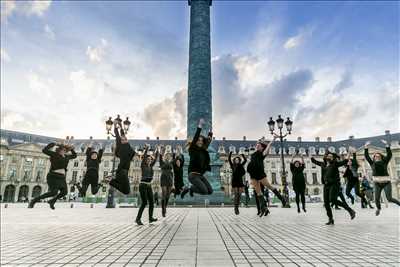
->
[349,209,356,220]
[180,187,189,199]
[234,192,240,215]
[161,200,166,217]
[149,204,157,223]
[255,195,261,215]
[257,195,266,218]
[28,198,38,208]
[272,189,286,207]
[48,199,56,210]
[135,219,143,226]
[325,218,334,225]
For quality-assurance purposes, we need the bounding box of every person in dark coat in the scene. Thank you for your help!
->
[343,148,369,207]
[246,136,286,217]
[159,147,174,217]
[311,152,356,225]
[228,151,247,215]
[29,142,77,209]
[173,152,185,198]
[290,154,306,213]
[181,119,213,198]
[136,145,159,225]
[364,140,400,216]
[105,120,135,195]
[78,143,104,197]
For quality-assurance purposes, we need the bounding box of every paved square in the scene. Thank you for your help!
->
[1,203,399,267]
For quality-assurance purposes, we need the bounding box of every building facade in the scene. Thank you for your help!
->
[1,129,399,203]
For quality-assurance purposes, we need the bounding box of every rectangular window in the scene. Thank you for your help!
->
[312,173,318,185]
[36,170,43,182]
[395,157,400,165]
[9,168,17,178]
[304,173,308,184]
[271,162,276,169]
[72,171,78,181]
[23,170,31,181]
[11,157,17,164]
[103,171,108,178]
[271,172,277,185]
[74,161,79,167]
[104,161,109,168]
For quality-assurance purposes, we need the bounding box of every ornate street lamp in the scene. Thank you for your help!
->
[104,115,132,208]
[267,115,293,208]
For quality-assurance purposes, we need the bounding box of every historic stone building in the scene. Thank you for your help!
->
[1,129,399,203]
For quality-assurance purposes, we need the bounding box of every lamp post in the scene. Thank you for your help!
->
[105,115,131,208]
[267,115,293,208]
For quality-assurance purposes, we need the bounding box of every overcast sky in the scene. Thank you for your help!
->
[1,1,398,141]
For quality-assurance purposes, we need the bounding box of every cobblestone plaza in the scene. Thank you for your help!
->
[1,204,399,267]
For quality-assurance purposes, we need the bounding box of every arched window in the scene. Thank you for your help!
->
[218,145,225,154]
[289,147,296,155]
[309,146,316,155]
[229,145,236,154]
[4,184,16,202]
[319,147,325,155]
[18,185,29,202]
[32,185,42,198]
[328,146,336,153]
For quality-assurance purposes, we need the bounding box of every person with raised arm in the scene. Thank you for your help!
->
[364,140,400,216]
[105,120,136,195]
[28,141,77,209]
[135,144,159,225]
[246,136,286,217]
[343,147,369,207]
[228,151,247,215]
[181,118,213,198]
[159,146,174,217]
[172,150,185,198]
[290,153,307,213]
[77,141,104,197]
[311,152,356,225]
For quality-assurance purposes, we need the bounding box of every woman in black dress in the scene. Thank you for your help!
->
[228,151,247,215]
[290,154,306,213]
[181,119,213,198]
[159,147,174,217]
[173,152,185,198]
[28,142,77,209]
[247,137,286,217]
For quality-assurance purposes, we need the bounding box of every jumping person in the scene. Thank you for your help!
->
[106,121,135,195]
[181,119,213,198]
[135,145,159,225]
[364,140,400,216]
[247,137,286,217]
[172,151,185,198]
[311,152,356,225]
[343,148,369,207]
[78,142,104,197]
[228,151,247,215]
[28,142,77,209]
[290,154,306,213]
[159,147,174,217]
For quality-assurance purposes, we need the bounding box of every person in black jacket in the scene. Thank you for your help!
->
[246,137,286,217]
[159,147,174,217]
[105,121,135,195]
[311,152,356,225]
[364,140,400,216]
[181,119,213,198]
[343,148,369,207]
[77,143,104,197]
[28,142,77,209]
[173,151,185,198]
[290,154,306,213]
[135,145,159,225]
[228,151,247,215]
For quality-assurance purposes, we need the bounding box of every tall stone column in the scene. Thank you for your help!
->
[187,0,212,138]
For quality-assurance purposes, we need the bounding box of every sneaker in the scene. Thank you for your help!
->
[136,219,144,226]
[350,210,356,220]
[302,207,307,213]
[149,218,158,223]
[234,206,239,215]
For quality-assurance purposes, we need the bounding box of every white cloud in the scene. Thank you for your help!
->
[27,71,54,98]
[69,70,104,100]
[44,24,55,40]
[0,0,51,22]
[86,39,108,63]
[0,48,10,62]
[284,26,314,50]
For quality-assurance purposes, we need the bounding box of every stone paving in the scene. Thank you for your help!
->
[1,203,399,267]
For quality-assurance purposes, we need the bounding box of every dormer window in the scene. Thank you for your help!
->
[309,147,316,155]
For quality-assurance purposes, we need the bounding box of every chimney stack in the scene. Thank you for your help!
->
[327,137,332,142]
[315,137,320,142]
[297,137,302,142]
[243,136,246,141]
[222,137,226,141]
[174,137,178,140]
[385,130,390,135]
[156,137,159,140]
[146,137,150,140]
[349,135,354,140]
